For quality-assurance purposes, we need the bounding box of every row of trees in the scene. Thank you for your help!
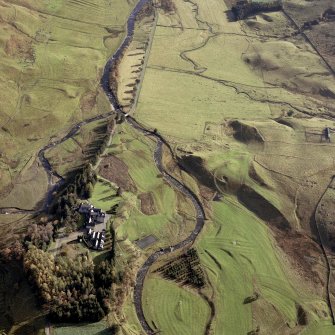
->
[84,120,115,167]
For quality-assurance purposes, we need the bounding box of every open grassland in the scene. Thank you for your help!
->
[197,197,330,334]
[196,116,335,234]
[135,0,335,144]
[53,320,108,335]
[136,67,271,141]
[142,277,210,335]
[133,0,335,238]
[0,0,136,209]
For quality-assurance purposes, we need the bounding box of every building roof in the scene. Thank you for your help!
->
[78,202,93,213]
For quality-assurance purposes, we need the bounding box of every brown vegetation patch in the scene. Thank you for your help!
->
[273,227,326,288]
[157,0,176,14]
[305,21,335,71]
[138,192,157,215]
[80,90,97,114]
[284,0,335,71]
[199,184,216,202]
[98,155,137,192]
[136,1,155,21]
[5,34,34,62]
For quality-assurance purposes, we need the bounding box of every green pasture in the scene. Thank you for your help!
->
[89,178,120,212]
[109,124,194,244]
[136,68,271,142]
[53,320,108,335]
[301,320,335,335]
[142,277,210,335]
[197,196,330,334]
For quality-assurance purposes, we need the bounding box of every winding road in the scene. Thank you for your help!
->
[101,0,208,333]
[0,0,208,333]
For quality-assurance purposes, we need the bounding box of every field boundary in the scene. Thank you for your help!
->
[282,8,335,77]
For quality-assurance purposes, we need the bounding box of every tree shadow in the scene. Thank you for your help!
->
[225,9,236,22]
[13,315,46,335]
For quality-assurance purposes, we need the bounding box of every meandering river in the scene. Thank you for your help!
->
[101,0,207,333]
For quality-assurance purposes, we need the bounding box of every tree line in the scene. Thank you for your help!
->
[24,245,116,322]
[51,164,97,232]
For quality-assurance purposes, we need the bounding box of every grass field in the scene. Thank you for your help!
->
[102,122,204,334]
[104,123,196,246]
[142,277,210,335]
[1,0,335,333]
[197,197,330,334]
[89,178,121,212]
[53,320,108,335]
[134,0,335,234]
[0,0,135,209]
